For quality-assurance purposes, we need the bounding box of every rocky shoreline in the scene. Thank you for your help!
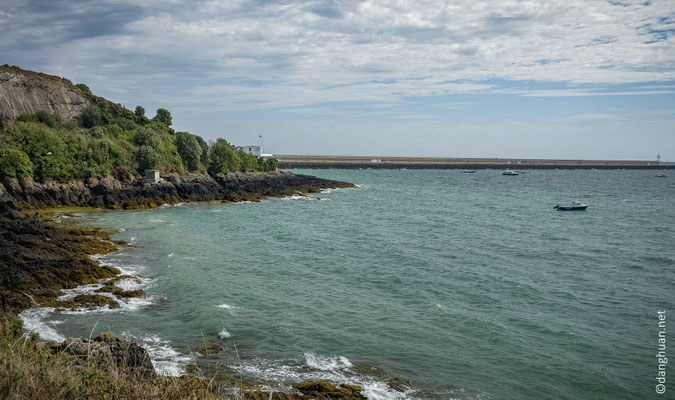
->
[0,170,354,214]
[0,171,384,399]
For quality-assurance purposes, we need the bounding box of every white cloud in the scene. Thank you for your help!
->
[1,0,674,112]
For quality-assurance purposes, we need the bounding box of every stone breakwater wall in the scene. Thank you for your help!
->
[275,155,668,170]
[0,171,354,216]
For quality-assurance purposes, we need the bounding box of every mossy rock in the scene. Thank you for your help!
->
[195,345,223,356]
[47,294,120,310]
[296,380,365,399]
[119,289,143,298]
[96,283,123,295]
[185,364,200,374]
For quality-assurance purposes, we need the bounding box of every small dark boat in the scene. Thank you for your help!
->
[462,170,476,173]
[555,201,588,211]
[655,173,668,178]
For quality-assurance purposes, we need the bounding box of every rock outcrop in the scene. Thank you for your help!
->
[51,334,156,381]
[1,171,353,211]
[0,65,91,123]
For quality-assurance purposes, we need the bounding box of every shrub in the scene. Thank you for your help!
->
[80,105,102,128]
[133,126,160,150]
[116,118,137,131]
[239,153,258,172]
[264,158,278,171]
[17,111,60,128]
[0,148,33,178]
[75,83,92,94]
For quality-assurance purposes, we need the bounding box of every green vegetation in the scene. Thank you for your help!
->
[152,108,172,126]
[0,98,278,182]
[0,319,223,400]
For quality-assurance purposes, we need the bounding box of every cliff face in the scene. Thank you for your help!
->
[0,65,91,123]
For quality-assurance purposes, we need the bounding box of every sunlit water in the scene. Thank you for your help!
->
[21,169,675,399]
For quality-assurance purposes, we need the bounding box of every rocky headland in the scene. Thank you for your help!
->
[0,170,366,399]
[1,170,353,315]
[0,65,373,399]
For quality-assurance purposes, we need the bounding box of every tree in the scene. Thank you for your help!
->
[0,148,33,178]
[208,139,240,175]
[75,83,91,94]
[134,106,145,118]
[133,126,161,150]
[239,153,258,171]
[80,105,102,128]
[153,108,172,126]
[136,145,160,171]
[194,135,209,167]
[175,132,201,171]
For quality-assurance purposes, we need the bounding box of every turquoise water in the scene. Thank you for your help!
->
[23,169,675,399]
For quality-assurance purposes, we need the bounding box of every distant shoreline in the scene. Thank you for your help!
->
[276,155,672,170]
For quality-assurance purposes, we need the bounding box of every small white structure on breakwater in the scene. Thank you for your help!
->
[144,169,160,183]
[242,145,261,157]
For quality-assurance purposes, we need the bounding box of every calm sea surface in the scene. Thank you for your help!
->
[22,169,675,399]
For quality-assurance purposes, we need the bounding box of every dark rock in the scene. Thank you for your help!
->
[7,208,26,219]
[387,378,411,392]
[195,345,223,356]
[51,333,156,381]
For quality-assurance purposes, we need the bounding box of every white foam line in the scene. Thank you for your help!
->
[230,353,413,400]
[18,307,66,342]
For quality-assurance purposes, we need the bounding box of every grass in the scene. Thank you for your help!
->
[0,319,224,400]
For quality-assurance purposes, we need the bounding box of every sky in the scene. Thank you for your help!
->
[1,0,674,160]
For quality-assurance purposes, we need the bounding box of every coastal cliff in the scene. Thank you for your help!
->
[0,65,91,124]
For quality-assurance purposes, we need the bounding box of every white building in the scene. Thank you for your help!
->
[242,145,261,157]
[143,169,160,183]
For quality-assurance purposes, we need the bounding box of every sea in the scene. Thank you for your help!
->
[20,169,675,400]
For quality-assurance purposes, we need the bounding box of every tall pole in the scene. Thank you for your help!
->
[259,134,263,157]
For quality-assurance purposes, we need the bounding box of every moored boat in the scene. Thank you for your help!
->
[655,173,668,178]
[502,169,518,176]
[462,170,476,173]
[554,201,588,211]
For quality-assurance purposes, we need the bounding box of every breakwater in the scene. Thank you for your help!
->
[276,155,669,170]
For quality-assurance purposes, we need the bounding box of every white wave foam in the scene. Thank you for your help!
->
[18,307,65,342]
[50,277,153,315]
[217,303,239,315]
[113,276,150,291]
[305,352,353,371]
[124,333,193,376]
[282,194,317,201]
[218,328,231,339]
[149,219,165,223]
[232,354,412,400]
